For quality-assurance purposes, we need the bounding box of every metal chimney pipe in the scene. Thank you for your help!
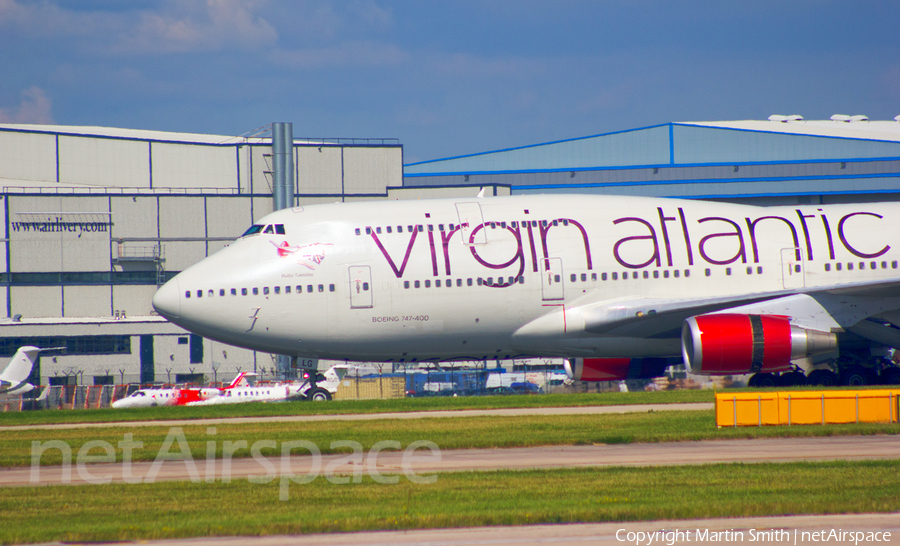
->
[271,122,294,211]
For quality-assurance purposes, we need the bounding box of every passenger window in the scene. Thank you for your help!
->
[570,274,576,282]
[836,263,842,271]
[275,224,285,235]
[705,269,711,277]
[295,285,302,293]
[376,227,382,234]
[415,280,421,288]
[581,274,586,282]
[457,279,462,287]
[685,270,691,277]
[467,278,473,286]
[386,226,392,233]
[601,273,607,281]
[726,268,732,276]
[825,263,831,272]
[197,290,203,298]
[329,284,335,292]
[318,285,324,292]
[307,285,313,292]
[263,287,269,295]
[253,288,259,295]
[274,286,280,294]
[486,278,493,286]
[208,289,214,297]
[663,271,669,278]
[404,281,410,289]
[366,227,372,235]
[435,280,441,287]
[591,273,597,281]
[554,275,561,283]
[612,272,618,280]
[241,288,248,295]
[755,267,761,275]
[425,280,431,288]
[355,228,361,236]
[219,289,225,296]
[362,282,369,291]
[185,291,191,298]
[643,271,649,279]
[674,270,680,278]
[285,286,291,294]
[439,224,444,231]
[653,271,659,279]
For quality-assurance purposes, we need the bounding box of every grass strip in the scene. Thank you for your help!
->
[0,389,713,426]
[8,410,898,467]
[1,460,898,544]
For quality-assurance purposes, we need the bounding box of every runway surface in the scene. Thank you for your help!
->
[9,435,899,487]
[31,513,900,545]
[0,402,713,431]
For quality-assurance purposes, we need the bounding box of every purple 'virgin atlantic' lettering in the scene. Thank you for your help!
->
[746,216,801,262]
[427,228,439,276]
[539,219,593,270]
[838,212,890,258]
[468,225,525,283]
[440,226,461,275]
[697,217,746,265]
[612,217,660,269]
[371,229,419,278]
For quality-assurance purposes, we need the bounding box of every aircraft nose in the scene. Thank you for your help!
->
[152,277,181,320]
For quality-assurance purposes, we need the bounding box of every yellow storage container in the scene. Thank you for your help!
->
[716,389,900,427]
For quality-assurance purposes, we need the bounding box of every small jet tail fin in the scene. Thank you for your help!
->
[36,386,50,401]
[0,346,40,385]
[227,372,251,389]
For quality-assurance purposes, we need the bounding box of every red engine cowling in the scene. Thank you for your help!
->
[565,357,670,381]
[682,314,837,375]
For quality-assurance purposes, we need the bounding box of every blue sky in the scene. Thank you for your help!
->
[1,0,898,163]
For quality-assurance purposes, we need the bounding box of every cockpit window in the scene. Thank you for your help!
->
[275,224,286,234]
[263,225,274,234]
[242,224,264,237]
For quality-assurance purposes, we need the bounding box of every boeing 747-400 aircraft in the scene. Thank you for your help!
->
[151,193,900,387]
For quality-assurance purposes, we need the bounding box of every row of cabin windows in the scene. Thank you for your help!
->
[402,277,525,289]
[185,284,336,299]
[824,260,898,272]
[355,219,573,236]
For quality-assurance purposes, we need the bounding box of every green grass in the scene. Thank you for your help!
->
[0,389,715,426]
[1,460,898,544]
[9,410,899,467]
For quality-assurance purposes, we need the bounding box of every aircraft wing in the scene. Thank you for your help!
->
[577,276,900,340]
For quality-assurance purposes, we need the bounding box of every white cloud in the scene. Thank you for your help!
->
[0,86,54,124]
[0,0,278,55]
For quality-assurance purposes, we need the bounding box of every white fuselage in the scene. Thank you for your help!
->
[152,194,900,362]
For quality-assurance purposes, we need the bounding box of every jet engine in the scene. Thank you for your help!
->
[565,357,670,381]
[681,314,838,375]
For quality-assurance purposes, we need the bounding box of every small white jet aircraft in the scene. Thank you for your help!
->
[111,372,251,408]
[0,346,40,398]
[152,193,900,387]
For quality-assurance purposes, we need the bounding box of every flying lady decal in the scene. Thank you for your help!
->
[271,241,334,270]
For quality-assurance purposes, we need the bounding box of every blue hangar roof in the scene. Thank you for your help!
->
[403,118,900,202]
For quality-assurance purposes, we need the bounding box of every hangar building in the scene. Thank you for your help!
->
[404,116,900,205]
[1,115,899,387]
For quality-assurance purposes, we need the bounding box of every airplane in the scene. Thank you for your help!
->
[0,346,41,399]
[151,193,900,388]
[187,366,342,405]
[110,372,251,408]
